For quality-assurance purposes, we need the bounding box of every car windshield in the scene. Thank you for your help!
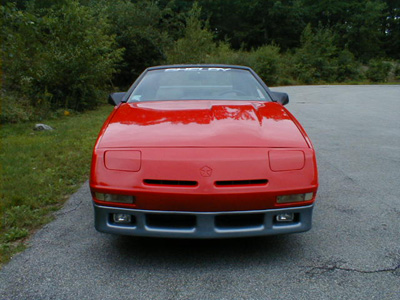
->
[128,67,271,102]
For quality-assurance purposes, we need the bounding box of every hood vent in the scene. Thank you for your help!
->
[143,179,198,187]
[215,179,268,187]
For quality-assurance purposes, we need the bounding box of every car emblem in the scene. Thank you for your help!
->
[200,166,213,177]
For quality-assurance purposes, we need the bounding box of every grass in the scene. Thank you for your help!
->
[0,105,113,265]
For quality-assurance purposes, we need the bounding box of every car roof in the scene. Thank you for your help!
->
[146,64,253,71]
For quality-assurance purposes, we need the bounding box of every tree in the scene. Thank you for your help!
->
[383,0,400,59]
[196,0,306,51]
[293,24,339,83]
[166,3,218,64]
[2,0,122,113]
[103,0,174,87]
[300,0,387,61]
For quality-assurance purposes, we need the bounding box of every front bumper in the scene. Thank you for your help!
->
[94,204,314,238]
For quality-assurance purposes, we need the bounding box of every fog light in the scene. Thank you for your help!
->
[95,193,135,204]
[113,213,132,224]
[277,192,313,204]
[276,213,294,222]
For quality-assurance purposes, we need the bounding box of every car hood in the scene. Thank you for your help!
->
[98,100,308,148]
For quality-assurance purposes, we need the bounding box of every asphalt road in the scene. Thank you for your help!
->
[1,85,399,300]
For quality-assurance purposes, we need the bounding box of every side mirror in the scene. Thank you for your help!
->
[270,91,289,106]
[108,92,126,106]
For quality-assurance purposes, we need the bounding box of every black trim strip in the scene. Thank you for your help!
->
[143,179,198,186]
[215,179,268,187]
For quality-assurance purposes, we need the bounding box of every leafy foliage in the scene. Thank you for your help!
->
[1,0,398,123]
[365,59,392,82]
[394,63,400,80]
[292,25,339,83]
[336,49,361,82]
[0,93,35,123]
[2,1,122,114]
[166,3,217,64]
[168,0,397,62]
[245,45,282,86]
[383,1,400,59]
[103,0,174,87]
[290,24,361,84]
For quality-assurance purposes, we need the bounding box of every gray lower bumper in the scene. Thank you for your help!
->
[93,204,314,238]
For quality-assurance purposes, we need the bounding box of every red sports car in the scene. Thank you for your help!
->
[90,65,318,238]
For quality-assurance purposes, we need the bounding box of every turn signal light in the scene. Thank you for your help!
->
[95,193,135,204]
[277,193,313,204]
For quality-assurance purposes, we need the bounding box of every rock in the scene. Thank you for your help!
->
[34,124,54,131]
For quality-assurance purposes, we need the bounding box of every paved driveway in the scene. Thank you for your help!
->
[1,85,399,299]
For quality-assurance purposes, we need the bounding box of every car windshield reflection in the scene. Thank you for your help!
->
[128,67,271,102]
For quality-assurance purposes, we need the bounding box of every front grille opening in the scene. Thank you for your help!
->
[146,214,196,229]
[143,179,198,186]
[215,179,268,187]
[215,213,264,229]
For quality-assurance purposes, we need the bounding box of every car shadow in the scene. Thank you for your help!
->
[109,234,305,270]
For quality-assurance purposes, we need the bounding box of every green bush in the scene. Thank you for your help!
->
[246,45,282,86]
[393,63,400,80]
[274,53,298,85]
[336,49,361,82]
[2,1,122,116]
[205,42,256,68]
[0,93,35,123]
[365,59,392,82]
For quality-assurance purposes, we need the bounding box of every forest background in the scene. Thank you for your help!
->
[1,0,400,264]
[2,0,400,123]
